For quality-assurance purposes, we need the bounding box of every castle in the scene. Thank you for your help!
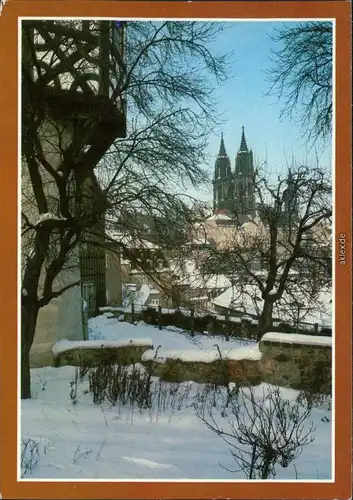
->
[212,127,298,223]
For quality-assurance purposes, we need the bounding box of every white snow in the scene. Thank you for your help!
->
[142,344,262,364]
[261,332,332,347]
[88,314,254,352]
[22,288,28,296]
[21,315,332,481]
[52,338,153,356]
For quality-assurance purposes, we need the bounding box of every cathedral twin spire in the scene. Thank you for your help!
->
[213,127,255,216]
[213,128,298,220]
[217,126,249,161]
[218,132,228,157]
[239,126,249,152]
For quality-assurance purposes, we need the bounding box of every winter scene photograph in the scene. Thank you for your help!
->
[20,18,333,481]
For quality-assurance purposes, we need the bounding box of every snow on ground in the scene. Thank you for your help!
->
[89,314,257,355]
[21,314,332,481]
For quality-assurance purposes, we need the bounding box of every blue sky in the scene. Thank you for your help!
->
[188,21,332,201]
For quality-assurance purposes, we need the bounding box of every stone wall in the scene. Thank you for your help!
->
[45,327,332,395]
[259,333,332,394]
[141,358,262,386]
[140,332,332,393]
[53,344,152,368]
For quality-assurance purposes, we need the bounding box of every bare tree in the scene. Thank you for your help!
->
[199,164,332,339]
[21,20,231,398]
[194,384,315,479]
[266,21,333,144]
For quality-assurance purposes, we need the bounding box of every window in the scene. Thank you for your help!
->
[151,299,159,306]
[82,282,96,311]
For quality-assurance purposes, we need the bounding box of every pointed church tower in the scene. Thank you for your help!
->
[239,126,249,152]
[234,127,255,218]
[212,133,234,214]
[283,168,299,222]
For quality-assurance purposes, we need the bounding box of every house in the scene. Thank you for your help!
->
[122,283,164,309]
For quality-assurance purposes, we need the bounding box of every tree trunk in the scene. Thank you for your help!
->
[258,300,273,341]
[21,299,39,399]
[21,343,31,400]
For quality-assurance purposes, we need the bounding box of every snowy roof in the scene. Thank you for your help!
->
[212,285,262,316]
[204,274,231,290]
[123,283,160,307]
[136,284,154,306]
[206,213,231,221]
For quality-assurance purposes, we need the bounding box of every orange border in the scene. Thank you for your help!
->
[0,1,351,499]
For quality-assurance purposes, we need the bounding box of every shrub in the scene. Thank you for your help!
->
[21,438,40,477]
[195,384,316,479]
[87,364,153,409]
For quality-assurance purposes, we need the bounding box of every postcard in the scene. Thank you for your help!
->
[0,1,351,498]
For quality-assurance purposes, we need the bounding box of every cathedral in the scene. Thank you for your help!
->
[212,127,255,218]
[212,127,298,223]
